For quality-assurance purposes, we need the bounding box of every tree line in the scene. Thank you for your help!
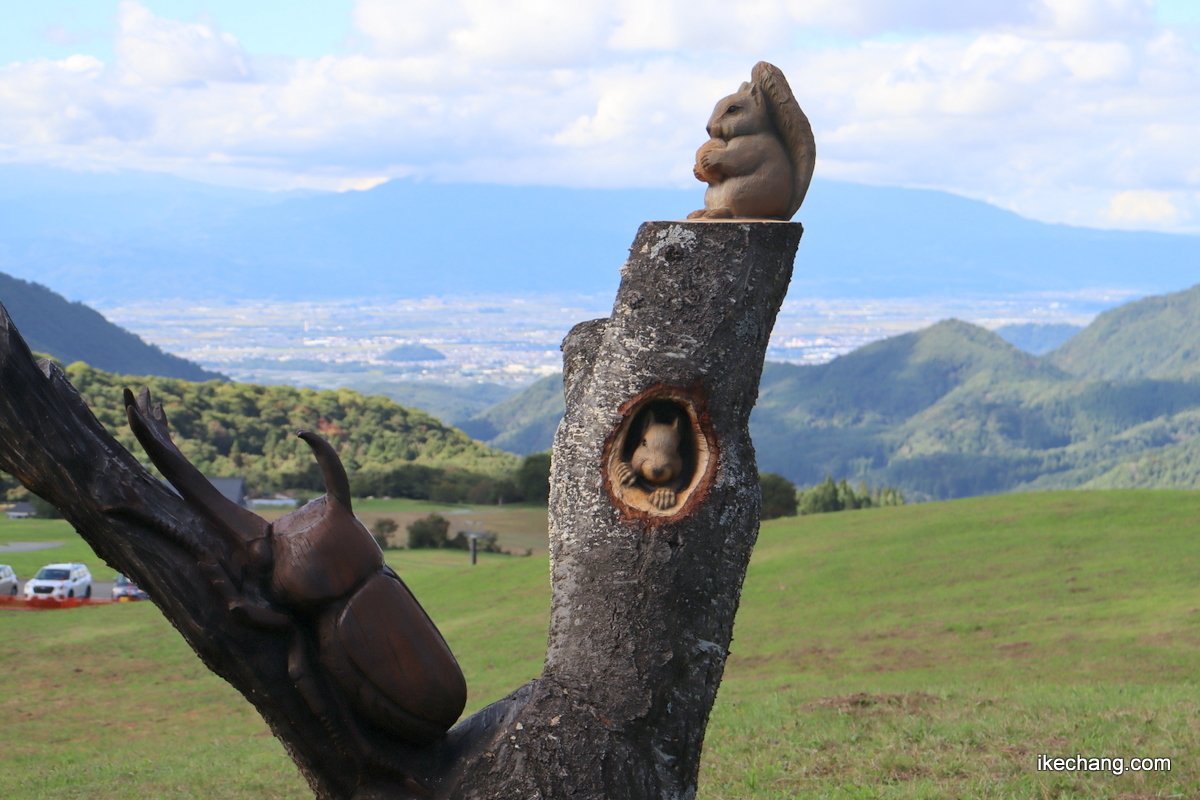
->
[759,472,906,519]
[390,513,530,555]
[349,453,550,506]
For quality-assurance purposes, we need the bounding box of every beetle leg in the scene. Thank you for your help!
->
[329,700,434,796]
[199,560,292,630]
[325,688,438,792]
[288,632,376,771]
[289,632,331,719]
[288,625,432,788]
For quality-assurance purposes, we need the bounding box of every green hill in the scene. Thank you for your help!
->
[6,491,1200,798]
[468,320,1067,460]
[750,316,1200,498]
[470,305,1200,499]
[14,362,518,498]
[755,319,1062,427]
[457,373,563,454]
[0,272,223,381]
[1046,283,1200,380]
[749,320,1076,495]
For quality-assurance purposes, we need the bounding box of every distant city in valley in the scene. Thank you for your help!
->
[93,289,1131,390]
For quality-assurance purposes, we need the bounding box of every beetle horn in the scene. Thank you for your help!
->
[297,430,353,511]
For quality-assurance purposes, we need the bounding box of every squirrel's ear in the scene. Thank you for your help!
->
[749,83,762,103]
[670,415,681,432]
[739,81,751,92]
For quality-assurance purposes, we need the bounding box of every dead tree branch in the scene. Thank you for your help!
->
[0,219,800,799]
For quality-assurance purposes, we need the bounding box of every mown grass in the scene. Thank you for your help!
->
[704,490,1200,798]
[4,490,1200,798]
[0,548,549,799]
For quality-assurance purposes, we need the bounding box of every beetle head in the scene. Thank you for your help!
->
[268,431,384,607]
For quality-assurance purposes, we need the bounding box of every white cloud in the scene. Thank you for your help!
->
[797,28,1200,228]
[786,0,1035,36]
[0,0,1197,231]
[1105,188,1182,225]
[1033,0,1155,38]
[114,1,250,86]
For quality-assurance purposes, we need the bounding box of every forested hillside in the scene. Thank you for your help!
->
[9,363,519,500]
[0,272,222,381]
[470,284,1200,500]
[20,280,1200,504]
[753,319,1061,430]
[457,373,563,453]
[1046,284,1200,380]
[750,314,1200,498]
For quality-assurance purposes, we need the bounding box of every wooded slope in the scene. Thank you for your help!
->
[470,284,1200,500]
[13,363,518,497]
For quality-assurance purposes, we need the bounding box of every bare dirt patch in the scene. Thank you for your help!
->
[801,692,941,714]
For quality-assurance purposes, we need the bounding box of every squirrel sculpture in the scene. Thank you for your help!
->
[688,61,815,221]
[615,412,686,510]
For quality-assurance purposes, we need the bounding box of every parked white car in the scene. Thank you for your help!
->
[0,564,16,595]
[23,563,92,599]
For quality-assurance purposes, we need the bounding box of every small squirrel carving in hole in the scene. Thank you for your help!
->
[614,412,685,510]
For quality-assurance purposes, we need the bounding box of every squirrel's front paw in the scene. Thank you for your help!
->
[614,462,637,487]
[649,488,677,510]
[695,139,724,178]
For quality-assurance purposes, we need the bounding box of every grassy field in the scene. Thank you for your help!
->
[4,490,1200,798]
[0,516,110,580]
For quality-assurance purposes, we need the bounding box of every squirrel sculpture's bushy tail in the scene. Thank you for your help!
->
[752,61,816,219]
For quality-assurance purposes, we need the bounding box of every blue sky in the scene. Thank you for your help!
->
[1,1,354,61]
[1,0,1198,233]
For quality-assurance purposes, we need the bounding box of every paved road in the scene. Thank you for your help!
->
[0,541,64,553]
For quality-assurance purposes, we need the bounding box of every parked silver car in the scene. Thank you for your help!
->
[0,564,16,595]
[112,574,150,601]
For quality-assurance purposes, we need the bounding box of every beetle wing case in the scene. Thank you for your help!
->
[318,572,468,744]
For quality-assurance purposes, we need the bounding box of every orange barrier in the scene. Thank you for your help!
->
[0,595,125,610]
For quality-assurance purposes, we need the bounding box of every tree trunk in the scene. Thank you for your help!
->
[0,219,800,799]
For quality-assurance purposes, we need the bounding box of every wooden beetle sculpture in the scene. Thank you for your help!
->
[123,387,467,749]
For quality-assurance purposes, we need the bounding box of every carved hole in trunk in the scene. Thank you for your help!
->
[604,386,716,520]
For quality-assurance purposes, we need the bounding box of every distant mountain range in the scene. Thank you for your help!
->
[1,163,1198,303]
[0,272,223,381]
[466,283,1200,500]
[993,323,1082,355]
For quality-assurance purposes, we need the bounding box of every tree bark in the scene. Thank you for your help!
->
[0,219,800,799]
